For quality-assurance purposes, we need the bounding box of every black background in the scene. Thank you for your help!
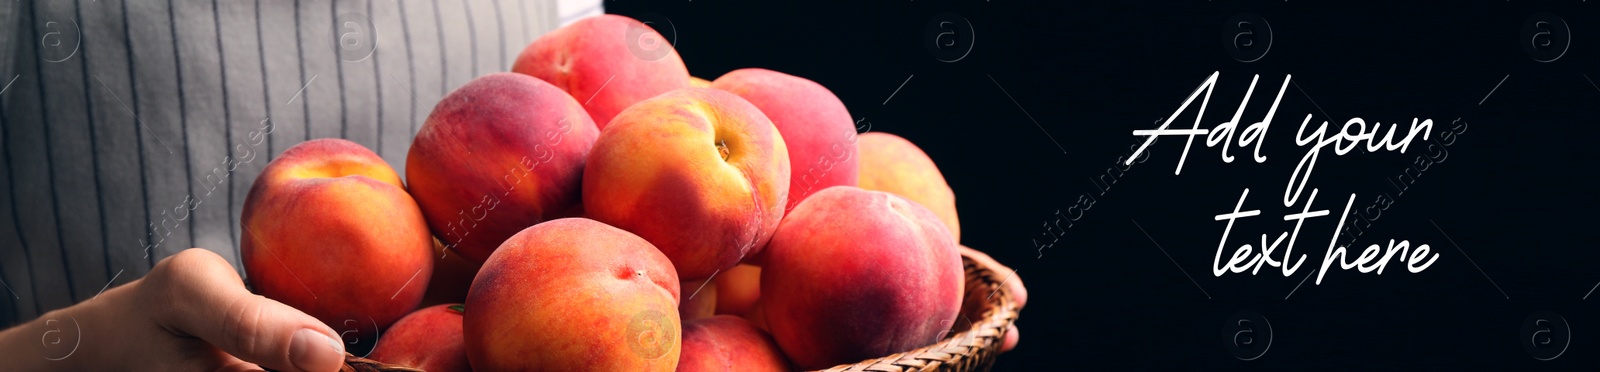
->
[608,0,1600,370]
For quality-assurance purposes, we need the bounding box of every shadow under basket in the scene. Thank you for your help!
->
[339,250,1023,372]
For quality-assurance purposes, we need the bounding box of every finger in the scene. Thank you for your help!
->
[193,345,266,372]
[213,358,268,372]
[1000,324,1019,353]
[1000,268,1027,310]
[146,248,347,372]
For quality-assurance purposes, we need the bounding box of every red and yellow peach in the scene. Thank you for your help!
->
[464,218,681,371]
[583,88,790,281]
[513,14,691,128]
[406,72,598,264]
[857,132,961,242]
[760,186,964,369]
[711,68,858,212]
[241,138,434,335]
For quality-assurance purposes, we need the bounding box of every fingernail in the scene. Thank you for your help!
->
[290,328,345,372]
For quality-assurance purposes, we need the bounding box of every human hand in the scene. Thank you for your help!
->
[0,248,346,371]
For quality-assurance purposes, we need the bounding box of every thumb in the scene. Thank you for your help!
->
[146,248,347,372]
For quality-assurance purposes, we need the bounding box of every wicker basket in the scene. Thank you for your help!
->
[340,250,1022,372]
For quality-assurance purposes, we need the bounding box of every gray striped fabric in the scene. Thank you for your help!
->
[0,0,592,327]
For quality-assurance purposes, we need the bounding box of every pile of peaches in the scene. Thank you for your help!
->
[241,14,1015,371]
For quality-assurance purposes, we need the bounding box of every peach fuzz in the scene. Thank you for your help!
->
[407,72,598,264]
[857,132,961,242]
[583,88,789,281]
[241,138,434,334]
[368,304,470,372]
[513,14,690,128]
[712,68,858,213]
[464,218,681,371]
[760,186,963,369]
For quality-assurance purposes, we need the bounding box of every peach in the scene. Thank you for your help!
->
[713,264,761,316]
[465,218,681,371]
[407,72,598,264]
[680,278,718,321]
[712,68,858,212]
[513,14,690,128]
[583,88,789,280]
[241,138,434,336]
[678,315,790,372]
[761,186,963,369]
[368,304,470,372]
[690,76,712,88]
[857,132,960,242]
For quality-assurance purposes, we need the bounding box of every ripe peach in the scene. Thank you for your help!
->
[713,264,762,316]
[712,68,858,212]
[583,88,790,280]
[678,315,790,372]
[241,138,434,335]
[464,218,681,371]
[368,304,469,372]
[407,72,598,264]
[513,14,690,127]
[761,186,963,369]
[857,132,960,242]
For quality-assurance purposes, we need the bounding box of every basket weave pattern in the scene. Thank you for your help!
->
[338,354,423,372]
[338,251,1021,372]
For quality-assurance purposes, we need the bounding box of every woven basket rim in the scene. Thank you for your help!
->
[339,249,1021,372]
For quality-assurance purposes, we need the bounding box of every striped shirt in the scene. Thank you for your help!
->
[0,0,603,327]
